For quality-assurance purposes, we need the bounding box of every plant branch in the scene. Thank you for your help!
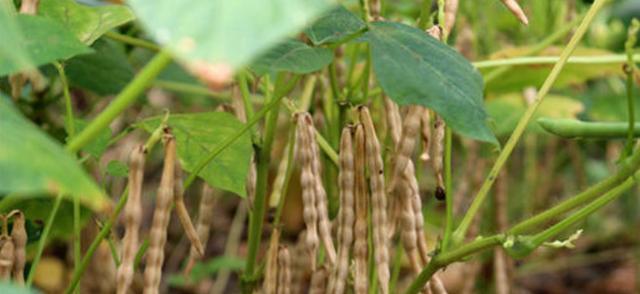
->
[473,54,639,69]
[65,50,172,153]
[104,31,161,52]
[452,0,608,244]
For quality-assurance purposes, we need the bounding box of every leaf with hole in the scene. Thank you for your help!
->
[138,112,252,197]
[364,21,497,144]
[128,0,335,72]
[38,0,135,45]
[0,97,109,212]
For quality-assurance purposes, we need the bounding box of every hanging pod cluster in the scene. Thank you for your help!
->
[115,128,213,294]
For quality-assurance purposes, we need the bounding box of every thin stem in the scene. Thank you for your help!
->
[64,190,128,294]
[473,54,639,69]
[104,31,160,52]
[242,74,298,293]
[417,0,434,30]
[153,80,232,100]
[54,61,81,289]
[452,0,608,244]
[65,50,172,153]
[26,193,64,287]
[510,145,640,235]
[442,127,453,250]
[622,19,639,159]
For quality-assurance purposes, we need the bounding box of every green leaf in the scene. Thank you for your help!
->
[138,112,252,196]
[71,119,112,159]
[365,21,497,144]
[0,282,40,294]
[38,0,135,45]
[129,0,334,71]
[481,47,623,94]
[168,256,245,286]
[252,40,334,74]
[304,5,366,45]
[106,160,129,178]
[65,39,135,95]
[0,97,109,212]
[486,93,584,137]
[0,13,92,77]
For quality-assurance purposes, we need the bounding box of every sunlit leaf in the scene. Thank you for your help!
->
[138,112,252,197]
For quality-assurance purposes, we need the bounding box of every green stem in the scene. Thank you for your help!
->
[622,19,639,159]
[529,176,637,248]
[54,61,81,289]
[473,54,639,69]
[452,0,608,245]
[26,193,63,287]
[64,190,128,294]
[417,0,434,30]
[509,145,640,234]
[153,80,231,100]
[242,75,297,293]
[65,50,172,153]
[104,31,160,52]
[442,127,453,250]
[538,118,640,139]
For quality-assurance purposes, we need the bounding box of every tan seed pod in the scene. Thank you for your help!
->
[359,106,390,293]
[174,161,204,258]
[304,116,337,265]
[419,109,432,162]
[276,246,291,294]
[143,133,176,294]
[353,124,368,294]
[389,106,422,192]
[383,96,402,147]
[295,114,319,269]
[246,154,257,210]
[309,266,328,294]
[262,229,280,294]
[184,184,218,275]
[399,182,422,273]
[404,162,430,266]
[8,211,26,285]
[328,127,355,294]
[117,145,146,294]
[369,0,381,21]
[0,235,14,281]
[443,0,459,35]
[290,231,310,294]
[500,0,529,25]
[429,275,448,294]
[432,117,446,201]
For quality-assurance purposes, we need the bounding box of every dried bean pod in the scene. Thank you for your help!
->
[174,162,204,257]
[117,145,146,294]
[184,184,218,275]
[359,107,390,293]
[432,117,446,201]
[262,229,280,294]
[309,266,327,294]
[500,0,529,25]
[328,127,355,294]
[295,114,319,269]
[143,134,176,294]
[353,124,368,294]
[389,106,422,192]
[0,236,14,281]
[276,246,291,294]
[419,109,432,162]
[9,211,26,284]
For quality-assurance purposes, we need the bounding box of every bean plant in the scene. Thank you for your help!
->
[0,0,639,293]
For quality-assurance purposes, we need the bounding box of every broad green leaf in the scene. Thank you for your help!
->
[304,5,366,45]
[486,93,584,136]
[481,47,623,94]
[168,256,245,286]
[252,40,334,74]
[0,14,92,77]
[39,0,135,45]
[128,0,335,71]
[0,97,109,212]
[365,21,496,144]
[71,119,112,159]
[65,39,135,95]
[138,112,252,196]
[106,160,129,177]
